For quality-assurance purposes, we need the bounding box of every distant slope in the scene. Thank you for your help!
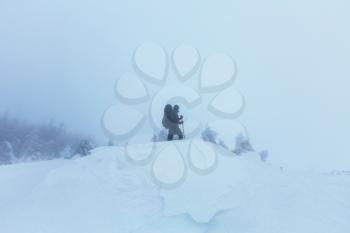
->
[0,140,349,233]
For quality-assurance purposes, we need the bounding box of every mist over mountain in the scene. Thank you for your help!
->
[1,0,350,170]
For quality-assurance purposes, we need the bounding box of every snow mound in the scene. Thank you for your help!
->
[1,140,350,233]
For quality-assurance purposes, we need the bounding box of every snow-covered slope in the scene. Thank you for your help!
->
[1,140,350,233]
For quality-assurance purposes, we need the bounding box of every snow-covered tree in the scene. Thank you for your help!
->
[233,133,254,155]
[218,139,228,149]
[75,140,93,156]
[0,114,94,164]
[108,140,115,146]
[259,150,269,162]
[0,141,14,165]
[201,126,218,144]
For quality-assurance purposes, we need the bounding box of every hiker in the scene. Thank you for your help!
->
[162,104,184,141]
[171,105,184,140]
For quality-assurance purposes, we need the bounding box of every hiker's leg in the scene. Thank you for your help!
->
[175,126,183,140]
[168,126,176,141]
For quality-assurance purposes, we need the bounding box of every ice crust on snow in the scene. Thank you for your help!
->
[188,139,217,174]
[1,141,350,233]
[151,143,187,188]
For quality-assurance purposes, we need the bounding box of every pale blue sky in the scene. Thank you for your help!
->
[1,0,350,170]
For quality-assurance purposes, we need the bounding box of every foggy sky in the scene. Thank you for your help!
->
[1,0,350,170]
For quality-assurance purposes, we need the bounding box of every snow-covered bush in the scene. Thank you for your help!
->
[218,139,228,149]
[232,133,254,155]
[201,126,218,144]
[259,150,269,162]
[75,140,94,156]
[0,141,14,165]
[108,140,115,146]
[0,114,94,165]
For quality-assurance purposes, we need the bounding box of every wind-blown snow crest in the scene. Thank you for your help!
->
[0,140,350,233]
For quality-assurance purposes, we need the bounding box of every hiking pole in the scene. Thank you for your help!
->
[182,122,185,139]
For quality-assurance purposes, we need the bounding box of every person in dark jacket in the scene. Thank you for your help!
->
[168,105,184,141]
[162,104,184,141]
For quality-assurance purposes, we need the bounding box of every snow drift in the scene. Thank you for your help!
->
[0,140,349,233]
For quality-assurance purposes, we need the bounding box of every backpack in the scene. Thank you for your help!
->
[162,104,172,129]
[162,115,170,129]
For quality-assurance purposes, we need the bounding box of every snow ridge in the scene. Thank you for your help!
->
[1,140,350,233]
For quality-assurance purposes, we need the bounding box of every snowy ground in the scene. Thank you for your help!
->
[1,140,350,233]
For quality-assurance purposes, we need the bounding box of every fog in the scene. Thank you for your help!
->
[1,0,350,170]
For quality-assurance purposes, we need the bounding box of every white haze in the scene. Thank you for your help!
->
[1,0,350,170]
